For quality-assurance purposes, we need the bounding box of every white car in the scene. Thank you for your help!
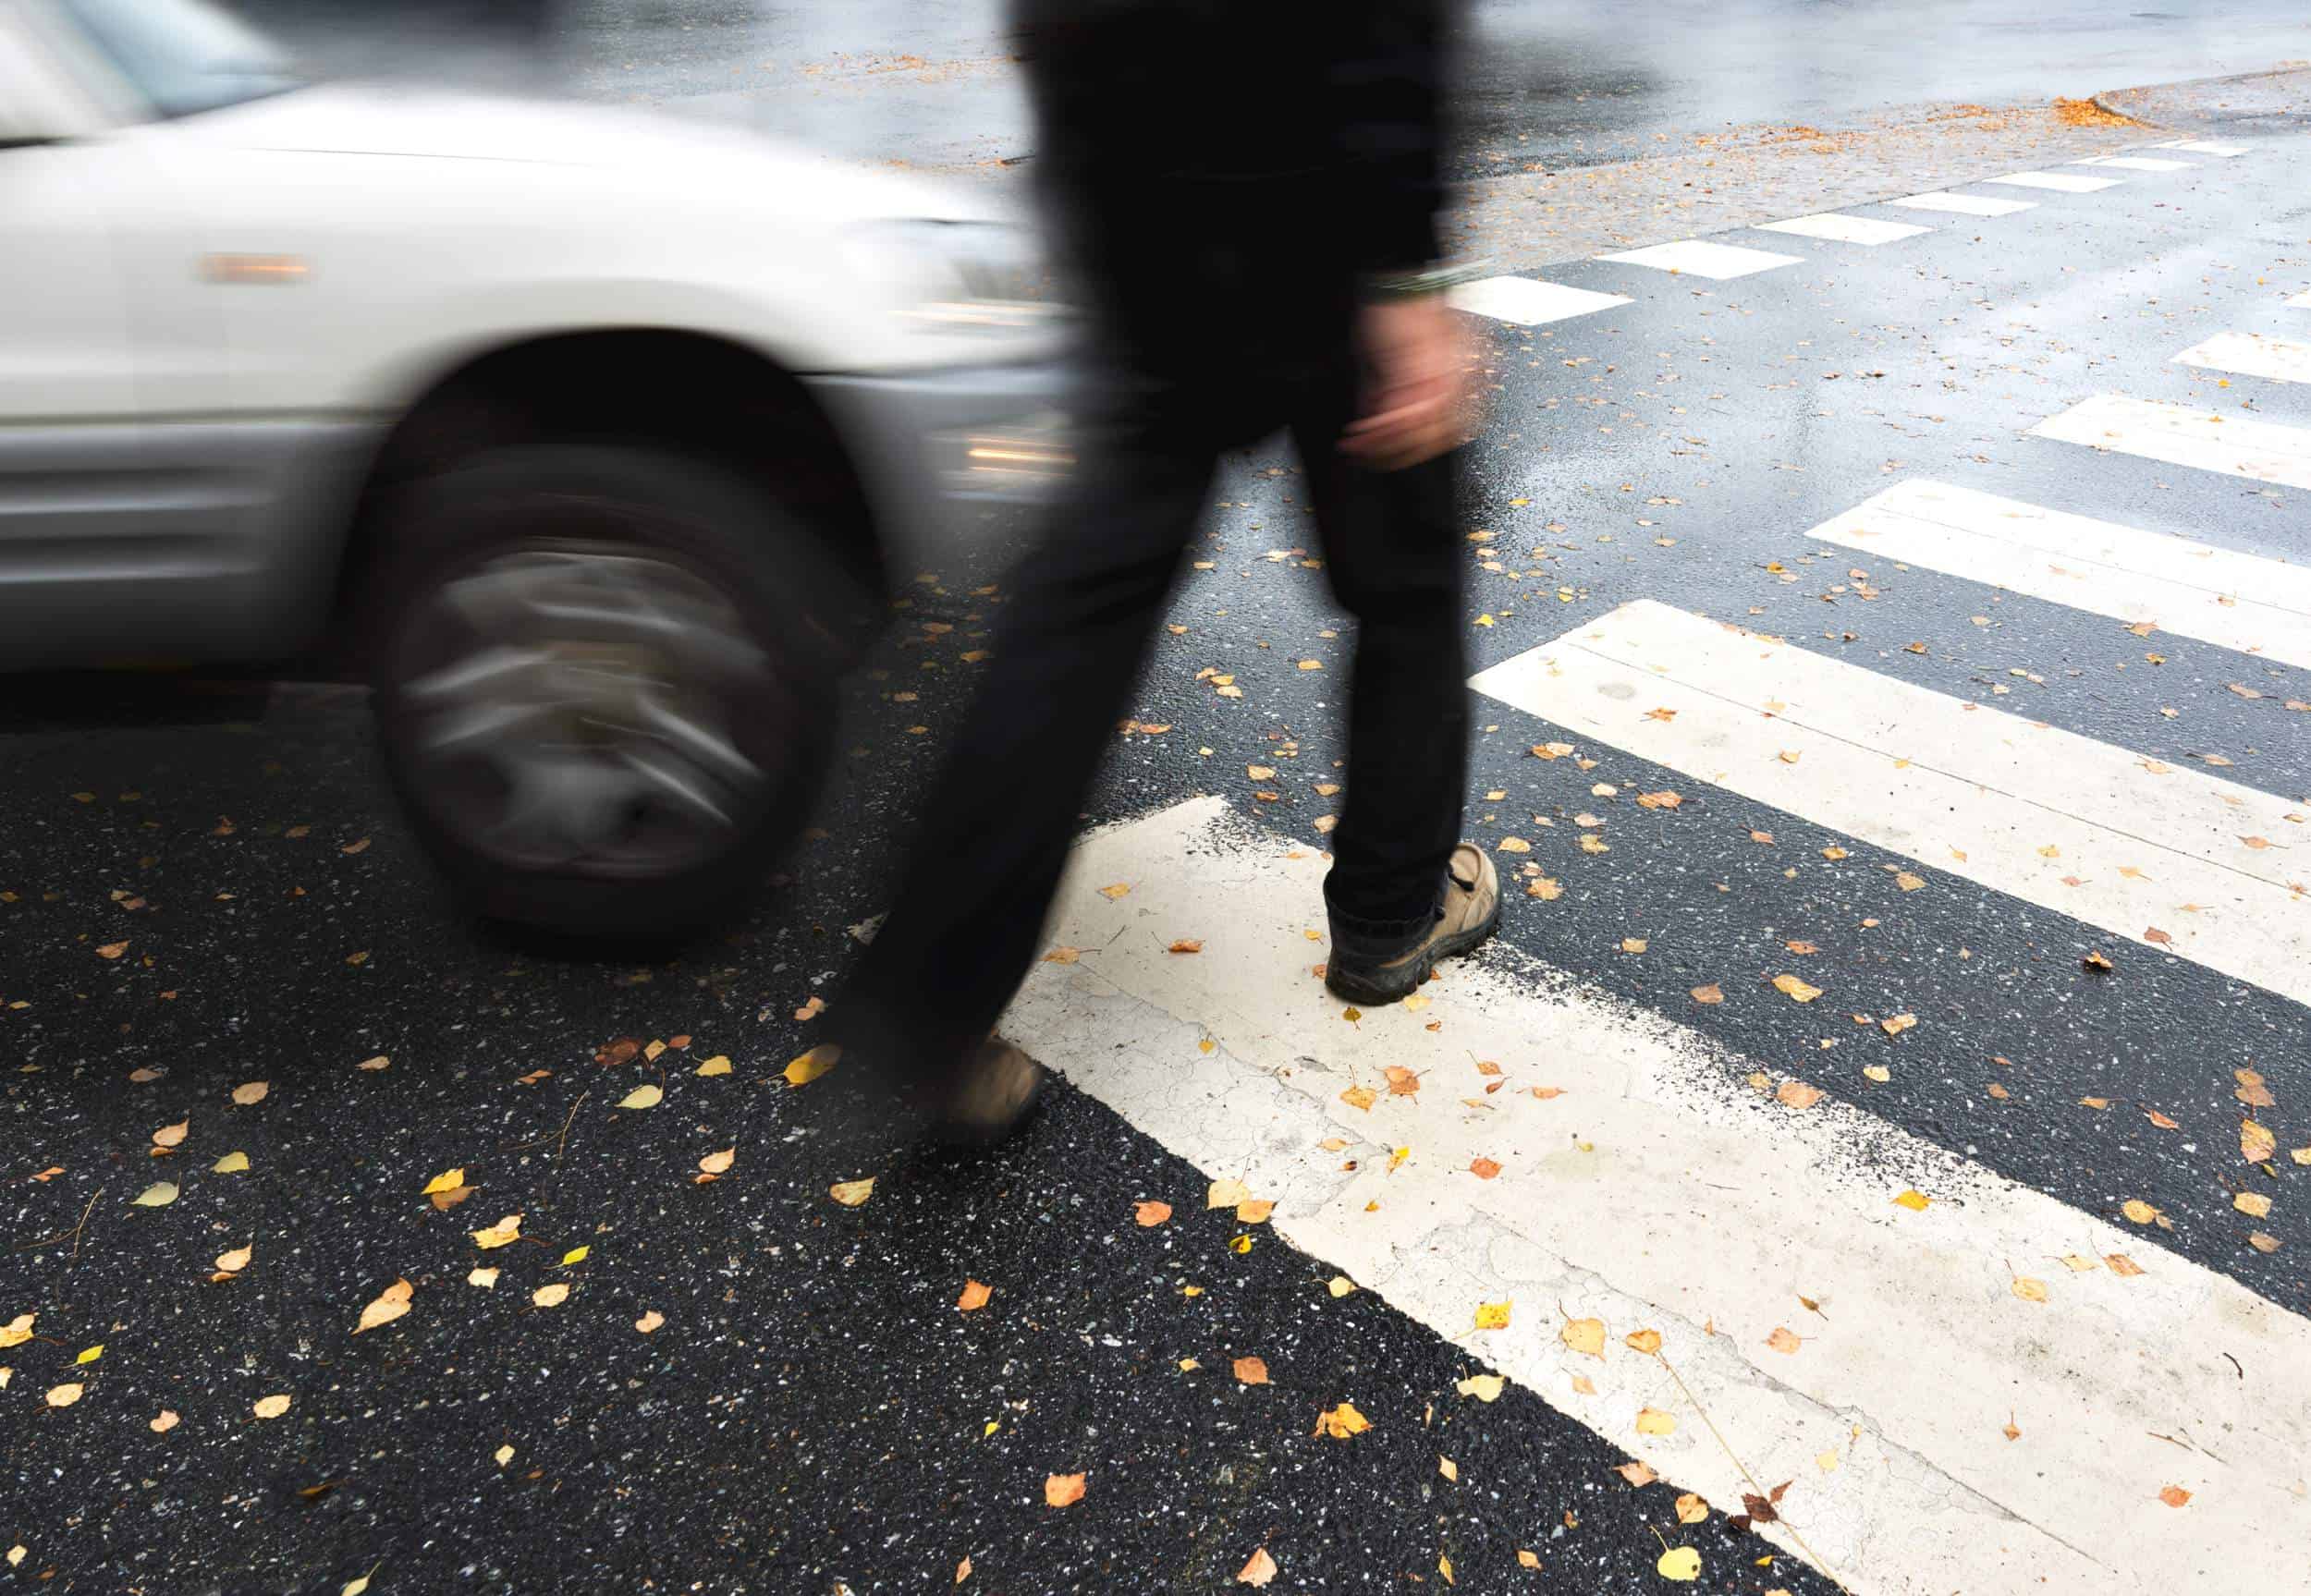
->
[0,0,1070,934]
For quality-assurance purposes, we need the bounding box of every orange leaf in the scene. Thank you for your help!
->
[1469,1157,1502,1180]
[1134,1200,1172,1227]
[1044,1473,1087,1508]
[1232,1356,1270,1386]
[957,1280,992,1312]
[2158,1485,2191,1508]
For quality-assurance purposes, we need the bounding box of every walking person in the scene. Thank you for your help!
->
[838,0,1492,1142]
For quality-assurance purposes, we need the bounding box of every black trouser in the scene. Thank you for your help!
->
[840,349,1468,1090]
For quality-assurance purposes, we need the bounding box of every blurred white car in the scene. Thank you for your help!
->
[0,0,1069,934]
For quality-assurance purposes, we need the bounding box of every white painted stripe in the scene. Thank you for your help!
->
[2175,330,2311,384]
[1805,478,2311,671]
[1470,601,2311,1005]
[1011,797,2311,1596]
[1889,189,2036,217]
[1593,239,1805,280]
[2031,393,2311,490]
[2293,290,2311,310]
[1753,212,1932,246]
[2158,140,2250,156]
[1449,275,1632,326]
[1985,170,2122,192]
[2076,155,2197,172]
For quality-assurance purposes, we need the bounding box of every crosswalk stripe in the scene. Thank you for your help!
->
[2174,330,2311,384]
[2289,289,2311,310]
[1469,600,2311,1006]
[1804,477,2311,670]
[1593,239,1804,280]
[1449,275,1632,325]
[2076,154,2197,172]
[1753,213,1932,246]
[1985,170,2121,192]
[2031,393,2311,490]
[1010,796,2311,1596]
[2156,139,2250,156]
[1889,189,2036,216]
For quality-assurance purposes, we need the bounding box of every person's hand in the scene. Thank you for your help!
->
[1339,294,1475,470]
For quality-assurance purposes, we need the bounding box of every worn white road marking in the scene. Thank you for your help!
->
[1889,189,2036,217]
[1753,213,1932,246]
[2156,139,2250,156]
[1985,170,2122,192]
[2174,330,2311,385]
[1805,478,2311,670]
[2289,289,2311,310]
[2076,155,2197,172]
[1469,600,2311,1005]
[2031,393,2311,490]
[1593,239,1805,279]
[1011,797,2311,1596]
[1449,275,1633,326]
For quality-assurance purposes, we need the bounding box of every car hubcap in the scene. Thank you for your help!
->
[393,544,777,875]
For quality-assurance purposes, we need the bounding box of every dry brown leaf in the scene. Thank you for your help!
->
[1041,946,1081,965]
[1385,1066,1422,1097]
[1168,939,1204,954]
[1777,1079,1825,1110]
[1339,1084,1376,1112]
[230,1080,269,1106]
[2243,1119,2278,1163]
[1236,1546,1278,1587]
[1691,983,1725,1005]
[1232,1356,1270,1386]
[1615,1460,1657,1487]
[1044,1473,1087,1508]
[95,941,128,960]
[1766,1326,1802,1355]
[2234,1190,2273,1218]
[829,1177,875,1207]
[1675,1493,1708,1524]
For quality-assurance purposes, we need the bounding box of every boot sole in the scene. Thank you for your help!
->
[1324,896,1505,1007]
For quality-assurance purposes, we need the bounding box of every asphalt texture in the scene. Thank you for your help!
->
[10,27,2311,1596]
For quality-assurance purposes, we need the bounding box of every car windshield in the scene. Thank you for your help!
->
[58,0,300,119]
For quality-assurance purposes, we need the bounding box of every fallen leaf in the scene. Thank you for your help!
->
[1314,1402,1371,1439]
[152,1119,188,1150]
[1527,876,1562,900]
[1531,1086,1565,1101]
[1498,836,1532,855]
[95,941,128,960]
[1041,946,1081,965]
[214,1244,251,1273]
[46,1383,83,1408]
[1473,1301,1512,1331]
[2011,1276,2048,1304]
[1691,984,1725,1005]
[1766,1326,1802,1355]
[2145,926,2173,946]
[1777,1079,1825,1110]
[1233,1356,1270,1386]
[1620,937,1647,954]
[2084,950,2114,970]
[2108,1253,2146,1276]
[1895,871,1926,892]
[1519,1551,1542,1570]
[131,1181,178,1208]
[2122,1200,2159,1224]
[696,1054,733,1077]
[2235,1190,2273,1218]
[1207,1177,1254,1210]
[213,1151,250,1174]
[1657,1547,1702,1581]
[635,1310,666,1334]
[1168,939,1204,955]
[1135,1200,1172,1227]
[1469,1157,1502,1180]
[75,1344,102,1365]
[1675,1493,1708,1524]
[1634,1407,1676,1436]
[1339,1084,1377,1112]
[2242,1119,2278,1163]
[1237,1200,1275,1224]
[1880,1013,1917,1037]
[829,1177,875,1207]
[355,1278,413,1334]
[1438,1454,1460,1483]
[958,1280,993,1312]
[0,1313,32,1348]
[230,1080,269,1106]
[468,1267,499,1288]
[1560,1317,1605,1358]
[1772,973,1823,1004]
[2158,1485,2191,1508]
[1892,1188,1931,1212]
[1238,1546,1279,1586]
[1457,1373,1505,1402]
[1043,1472,1087,1508]
[471,1212,522,1249]
[617,1083,664,1110]
[252,1394,291,1419]
[532,1282,569,1308]
[151,1409,179,1432]
[1098,883,1131,900]
[1615,1460,1657,1487]
[2249,1232,2280,1253]
[784,1046,838,1087]
[697,1147,736,1180]
[1385,1066,1422,1097]
[1327,1276,1356,1298]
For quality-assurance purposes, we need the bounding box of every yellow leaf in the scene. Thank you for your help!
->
[1098,883,1132,900]
[251,1393,291,1419]
[1894,871,1926,892]
[1439,1553,1455,1585]
[1519,1550,1542,1569]
[213,1150,251,1174]
[1616,1460,1657,1487]
[0,1313,31,1348]
[358,1054,390,1071]
[1624,1328,1663,1355]
[1864,1065,1891,1083]
[958,1279,993,1312]
[75,1344,103,1365]
[560,1246,589,1266]
[1314,1401,1371,1439]
[422,1168,466,1196]
[2235,1190,2273,1218]
[2122,1200,2158,1224]
[1456,1373,1505,1402]
[1560,1317,1606,1358]
[1657,1546,1702,1581]
[356,1279,413,1334]
[1880,1012,1917,1036]
[532,1282,570,1308]
[1473,1301,1512,1331]
[1675,1493,1708,1524]
[1237,1546,1278,1586]
[1772,973,1823,1004]
[617,1084,664,1110]
[131,1181,178,1208]
[957,1554,974,1585]
[1327,1276,1357,1298]
[2242,1119,2278,1162]
[2011,1276,2049,1303]
[151,1119,189,1149]
[468,1267,499,1288]
[1339,1084,1379,1113]
[1229,1234,1253,1255]
[230,1080,269,1105]
[1817,1449,1840,1473]
[1044,1472,1087,1507]
[150,1409,179,1432]
[829,1177,876,1207]
[215,1245,251,1273]
[1041,946,1081,965]
[697,1054,734,1077]
[1766,1326,1802,1355]
[1206,1177,1254,1210]
[1237,1200,1275,1224]
[1892,1188,1931,1212]
[698,1147,736,1177]
[494,1445,514,1468]
[1634,1407,1675,1435]
[1620,937,1648,954]
[471,1212,522,1249]
[46,1383,83,1408]
[1571,1374,1597,1395]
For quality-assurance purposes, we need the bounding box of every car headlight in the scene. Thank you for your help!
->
[847,219,1065,332]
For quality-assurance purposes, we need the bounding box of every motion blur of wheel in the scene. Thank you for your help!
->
[370,445,840,940]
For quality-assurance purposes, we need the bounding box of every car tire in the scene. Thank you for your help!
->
[368,444,847,940]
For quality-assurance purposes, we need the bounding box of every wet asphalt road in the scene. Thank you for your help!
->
[9,15,2311,1596]
[229,0,2311,173]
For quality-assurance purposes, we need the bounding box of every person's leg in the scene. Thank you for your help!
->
[838,400,1217,1115]
[1289,364,1490,1001]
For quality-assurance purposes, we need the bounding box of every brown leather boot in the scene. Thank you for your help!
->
[1324,844,1501,1005]
[933,1037,1046,1147]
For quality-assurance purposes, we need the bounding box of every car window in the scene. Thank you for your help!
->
[57,0,300,119]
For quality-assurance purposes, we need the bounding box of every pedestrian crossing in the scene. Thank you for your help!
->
[2174,329,2311,384]
[1889,189,2036,216]
[2032,394,2311,490]
[1752,213,1930,246]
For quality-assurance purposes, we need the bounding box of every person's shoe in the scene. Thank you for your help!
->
[931,1037,1047,1147]
[1324,844,1501,1005]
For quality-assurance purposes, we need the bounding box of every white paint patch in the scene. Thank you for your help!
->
[2174,330,2311,385]
[2031,393,2311,491]
[1449,275,1632,326]
[2292,290,2311,310]
[1805,478,2311,671]
[1752,213,1933,246]
[2157,140,2250,156]
[1889,189,2037,217]
[1469,600,2311,1006]
[1592,239,1805,280]
[1009,797,2311,1596]
[1984,170,2123,192]
[2075,155,2197,172]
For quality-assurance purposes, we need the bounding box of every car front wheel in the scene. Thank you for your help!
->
[369,445,842,939]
